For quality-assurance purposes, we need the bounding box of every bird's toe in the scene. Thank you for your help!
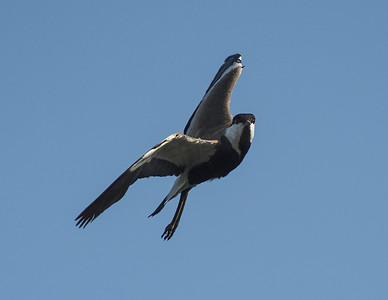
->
[161,223,176,240]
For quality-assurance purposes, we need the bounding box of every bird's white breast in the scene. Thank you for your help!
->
[224,123,245,155]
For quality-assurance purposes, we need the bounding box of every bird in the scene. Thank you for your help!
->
[75,54,255,240]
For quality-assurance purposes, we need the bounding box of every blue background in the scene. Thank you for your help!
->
[1,1,387,299]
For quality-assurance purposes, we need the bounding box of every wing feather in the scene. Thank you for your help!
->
[184,55,243,139]
[75,133,218,227]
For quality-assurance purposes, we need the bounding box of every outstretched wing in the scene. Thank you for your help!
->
[75,133,218,228]
[184,54,243,139]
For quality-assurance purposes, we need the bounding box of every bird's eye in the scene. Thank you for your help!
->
[236,58,241,63]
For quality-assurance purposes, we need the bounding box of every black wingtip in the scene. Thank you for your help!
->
[224,53,242,63]
[74,212,95,228]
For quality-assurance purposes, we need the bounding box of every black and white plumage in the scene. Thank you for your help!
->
[75,54,254,240]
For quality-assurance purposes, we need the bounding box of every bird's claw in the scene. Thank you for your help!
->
[161,223,176,240]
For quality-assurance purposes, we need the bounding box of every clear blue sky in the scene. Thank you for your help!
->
[1,1,387,299]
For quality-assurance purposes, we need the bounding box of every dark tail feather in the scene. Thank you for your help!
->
[148,196,169,218]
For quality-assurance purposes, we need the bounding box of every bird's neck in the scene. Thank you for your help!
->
[224,123,254,159]
[224,123,245,156]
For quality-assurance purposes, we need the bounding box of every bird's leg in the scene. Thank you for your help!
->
[161,189,190,240]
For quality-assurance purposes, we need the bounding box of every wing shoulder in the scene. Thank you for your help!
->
[130,133,218,173]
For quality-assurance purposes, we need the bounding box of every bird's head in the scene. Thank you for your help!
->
[224,113,255,158]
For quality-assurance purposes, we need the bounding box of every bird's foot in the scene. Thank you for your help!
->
[161,222,177,240]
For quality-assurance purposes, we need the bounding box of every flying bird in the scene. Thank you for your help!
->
[75,54,255,240]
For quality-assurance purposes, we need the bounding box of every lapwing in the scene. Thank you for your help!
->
[75,54,254,240]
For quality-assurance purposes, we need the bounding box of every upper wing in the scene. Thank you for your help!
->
[184,54,243,139]
[75,133,218,228]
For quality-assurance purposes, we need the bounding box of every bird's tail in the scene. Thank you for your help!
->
[148,174,190,217]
